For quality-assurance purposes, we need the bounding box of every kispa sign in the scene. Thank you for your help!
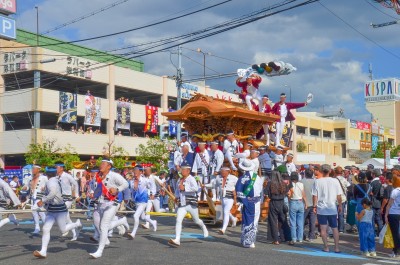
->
[365,78,400,102]
[0,0,16,15]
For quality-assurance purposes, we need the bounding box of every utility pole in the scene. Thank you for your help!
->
[35,6,39,46]
[176,45,183,138]
[369,63,373,80]
[33,6,40,144]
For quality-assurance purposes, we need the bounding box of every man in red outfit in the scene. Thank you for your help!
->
[271,93,307,147]
[236,74,262,110]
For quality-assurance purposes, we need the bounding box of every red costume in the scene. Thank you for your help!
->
[236,77,262,94]
[271,102,306,122]
[255,103,272,113]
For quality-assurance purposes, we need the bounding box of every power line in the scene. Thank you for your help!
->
[0,0,295,89]
[181,54,221,75]
[2,114,27,149]
[363,0,399,19]
[13,72,34,128]
[41,0,130,35]
[1,0,232,49]
[318,1,400,61]
[182,46,251,65]
[0,0,316,93]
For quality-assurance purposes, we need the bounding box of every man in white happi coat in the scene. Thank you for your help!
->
[22,164,48,234]
[55,162,80,240]
[168,162,208,247]
[0,177,21,228]
[206,141,224,200]
[223,130,239,171]
[216,167,238,235]
[192,142,210,201]
[33,166,82,259]
[128,166,157,239]
[141,167,160,229]
[89,159,129,259]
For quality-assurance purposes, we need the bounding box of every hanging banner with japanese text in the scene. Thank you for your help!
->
[281,123,293,148]
[116,101,131,130]
[168,108,177,136]
[144,106,158,133]
[58,92,77,124]
[84,94,101,127]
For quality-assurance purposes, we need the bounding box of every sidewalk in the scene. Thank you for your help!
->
[308,231,395,261]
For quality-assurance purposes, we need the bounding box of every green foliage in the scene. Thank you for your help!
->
[100,141,129,169]
[371,142,400,159]
[136,137,171,170]
[296,141,307,153]
[60,144,81,170]
[24,139,81,170]
[24,139,61,167]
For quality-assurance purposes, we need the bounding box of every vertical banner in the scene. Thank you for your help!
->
[152,107,158,133]
[350,120,357,129]
[281,123,293,148]
[84,94,101,126]
[385,150,391,167]
[144,105,158,133]
[371,135,379,152]
[58,92,77,124]
[116,101,131,130]
[168,108,177,136]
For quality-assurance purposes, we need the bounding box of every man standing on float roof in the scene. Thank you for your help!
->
[259,95,272,146]
[89,159,128,259]
[236,73,262,111]
[271,93,307,147]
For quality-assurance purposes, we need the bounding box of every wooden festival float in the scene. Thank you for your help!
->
[162,93,280,224]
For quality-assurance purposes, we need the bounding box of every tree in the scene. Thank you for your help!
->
[371,142,400,159]
[97,141,129,169]
[296,141,307,153]
[24,139,81,170]
[136,137,171,170]
[60,144,81,170]
[25,139,61,167]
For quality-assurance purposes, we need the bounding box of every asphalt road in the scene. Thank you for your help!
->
[0,213,395,265]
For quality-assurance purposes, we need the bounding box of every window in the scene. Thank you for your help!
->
[323,130,332,138]
[334,128,346,140]
[296,126,307,135]
[360,132,364,141]
[310,128,320,137]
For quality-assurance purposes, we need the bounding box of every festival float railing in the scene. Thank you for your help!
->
[162,93,280,223]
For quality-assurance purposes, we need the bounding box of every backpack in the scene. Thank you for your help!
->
[355,184,371,200]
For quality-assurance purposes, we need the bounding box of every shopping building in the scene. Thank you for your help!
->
[0,29,238,166]
[365,78,400,146]
[292,111,396,165]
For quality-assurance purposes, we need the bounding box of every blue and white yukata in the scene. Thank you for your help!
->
[236,170,263,247]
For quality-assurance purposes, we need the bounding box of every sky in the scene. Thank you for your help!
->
[13,0,400,122]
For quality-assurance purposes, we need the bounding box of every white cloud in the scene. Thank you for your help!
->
[16,0,400,121]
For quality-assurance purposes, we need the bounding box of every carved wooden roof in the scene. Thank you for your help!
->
[162,94,280,136]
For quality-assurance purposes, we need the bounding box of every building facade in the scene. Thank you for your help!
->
[292,111,396,165]
[365,78,400,146]
[0,30,238,166]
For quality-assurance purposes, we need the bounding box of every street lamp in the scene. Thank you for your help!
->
[284,84,292,102]
[196,48,211,85]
